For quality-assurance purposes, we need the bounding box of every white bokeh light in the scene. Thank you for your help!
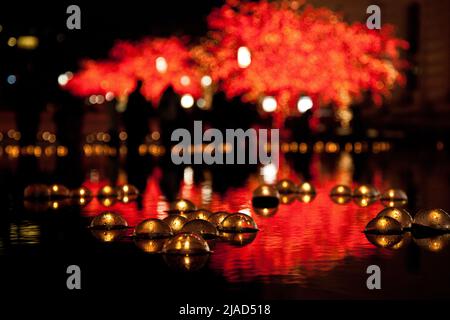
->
[297,96,313,113]
[155,57,168,73]
[262,96,277,113]
[180,94,194,109]
[237,46,251,68]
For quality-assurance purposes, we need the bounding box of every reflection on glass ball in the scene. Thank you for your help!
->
[49,184,70,199]
[24,184,50,200]
[413,209,450,232]
[353,185,380,199]
[381,189,408,207]
[117,184,139,202]
[354,196,378,207]
[90,211,128,230]
[276,179,297,194]
[90,229,126,242]
[167,199,196,214]
[252,184,280,208]
[220,213,258,233]
[23,200,50,212]
[297,182,316,195]
[298,193,316,203]
[364,216,403,235]
[99,197,117,207]
[135,238,166,253]
[280,194,296,205]
[163,253,210,272]
[220,231,257,246]
[163,215,188,233]
[376,207,413,229]
[97,185,118,198]
[70,187,93,199]
[331,195,352,205]
[135,218,172,239]
[208,211,231,227]
[49,199,71,210]
[253,206,278,217]
[163,232,211,255]
[181,219,218,239]
[186,209,213,221]
[330,185,352,197]
[365,233,405,250]
[414,234,450,252]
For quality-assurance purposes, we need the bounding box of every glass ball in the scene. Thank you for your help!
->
[353,196,378,207]
[24,184,50,200]
[220,213,258,233]
[186,209,213,221]
[252,184,280,208]
[298,193,316,203]
[167,199,196,214]
[330,185,352,197]
[208,211,231,227]
[220,231,257,246]
[49,184,70,199]
[97,185,118,199]
[73,196,92,206]
[162,232,211,255]
[134,218,172,239]
[135,238,166,254]
[90,211,128,230]
[70,187,93,199]
[413,209,450,232]
[163,215,188,233]
[414,234,450,252]
[376,207,413,229]
[353,185,380,199]
[181,219,218,239]
[280,194,296,205]
[365,234,405,250]
[24,200,50,212]
[117,184,139,202]
[364,216,403,235]
[381,189,408,207]
[297,182,316,195]
[276,179,297,194]
[90,229,126,242]
[163,254,210,272]
[253,207,278,217]
[49,199,71,210]
[331,195,352,205]
[99,197,117,207]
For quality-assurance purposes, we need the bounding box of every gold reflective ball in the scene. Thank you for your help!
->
[276,179,297,194]
[220,213,258,233]
[163,232,211,255]
[134,218,172,239]
[180,219,218,239]
[364,216,403,235]
[117,184,139,202]
[353,185,380,199]
[49,184,70,199]
[163,215,188,233]
[90,211,128,230]
[97,185,118,199]
[24,184,50,200]
[376,207,413,229]
[330,185,352,197]
[252,184,280,208]
[167,199,196,214]
[208,211,231,227]
[381,188,408,207]
[413,209,450,232]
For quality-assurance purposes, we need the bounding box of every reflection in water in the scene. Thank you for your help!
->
[163,254,210,272]
[9,221,40,245]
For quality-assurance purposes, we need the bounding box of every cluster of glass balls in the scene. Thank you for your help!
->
[23,183,140,210]
[89,199,259,271]
[364,207,450,252]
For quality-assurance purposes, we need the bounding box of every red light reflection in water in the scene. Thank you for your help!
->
[81,154,389,284]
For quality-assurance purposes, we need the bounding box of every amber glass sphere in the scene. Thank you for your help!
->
[163,254,210,272]
[135,238,166,253]
[90,211,128,230]
[208,211,231,227]
[413,209,450,232]
[353,196,378,207]
[220,213,258,233]
[252,184,280,208]
[364,216,403,235]
[330,185,352,197]
[70,187,93,199]
[253,207,278,217]
[365,234,405,250]
[167,199,196,214]
[297,182,316,195]
[276,179,297,194]
[24,184,50,200]
[298,193,316,203]
[376,207,413,229]
[381,189,408,207]
[220,231,258,246]
[97,185,118,198]
[163,215,188,233]
[280,194,296,205]
[99,197,117,207]
[134,218,172,239]
[186,209,213,221]
[90,229,126,242]
[163,232,211,255]
[414,234,450,252]
[181,219,218,239]
[353,185,380,199]
[49,184,70,199]
[331,195,352,205]
[117,184,140,202]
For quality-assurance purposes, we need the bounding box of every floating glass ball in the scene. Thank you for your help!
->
[134,218,172,239]
[365,233,405,250]
[376,207,413,229]
[117,184,139,202]
[330,185,352,197]
[276,179,297,194]
[220,231,257,246]
[220,213,258,233]
[167,199,196,214]
[298,193,316,203]
[49,184,70,199]
[414,234,450,252]
[380,189,408,207]
[90,229,126,242]
[163,253,210,272]
[186,209,213,221]
[90,211,128,230]
[253,207,278,217]
[353,185,380,199]
[364,216,403,235]
[208,211,231,227]
[135,238,166,254]
[280,194,296,205]
[252,184,280,208]
[24,184,50,200]
[181,220,218,239]
[353,196,378,207]
[413,209,450,232]
[297,182,316,195]
[97,185,118,199]
[162,232,211,255]
[331,195,352,205]
[163,215,188,233]
[70,187,93,199]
